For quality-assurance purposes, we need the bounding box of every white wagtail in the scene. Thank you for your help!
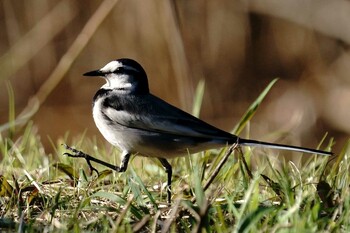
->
[64,58,332,203]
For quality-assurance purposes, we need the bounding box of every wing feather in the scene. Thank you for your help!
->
[102,93,234,140]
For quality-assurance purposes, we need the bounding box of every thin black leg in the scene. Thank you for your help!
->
[63,144,130,175]
[159,158,172,203]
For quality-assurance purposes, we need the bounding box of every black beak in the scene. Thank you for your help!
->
[83,70,102,76]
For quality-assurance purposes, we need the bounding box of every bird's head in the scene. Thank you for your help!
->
[84,58,149,94]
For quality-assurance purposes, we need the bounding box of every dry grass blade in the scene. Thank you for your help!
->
[204,144,237,192]
[0,0,76,80]
[238,146,253,179]
[0,0,120,133]
[161,199,181,233]
[132,214,150,232]
[0,175,14,197]
[159,1,192,111]
[114,195,134,231]
[248,0,350,44]
[191,143,237,203]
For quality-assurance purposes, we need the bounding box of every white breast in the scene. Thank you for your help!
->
[92,96,147,155]
[92,97,125,150]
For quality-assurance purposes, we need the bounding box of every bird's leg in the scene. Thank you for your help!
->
[118,151,130,172]
[63,144,130,175]
[159,158,172,204]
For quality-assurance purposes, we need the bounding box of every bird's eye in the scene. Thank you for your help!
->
[114,67,125,73]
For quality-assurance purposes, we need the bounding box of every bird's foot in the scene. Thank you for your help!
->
[62,144,100,176]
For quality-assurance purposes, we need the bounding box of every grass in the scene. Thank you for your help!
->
[0,80,344,233]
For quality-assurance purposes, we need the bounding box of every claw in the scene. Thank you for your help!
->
[86,159,99,176]
[62,144,99,176]
[62,144,126,176]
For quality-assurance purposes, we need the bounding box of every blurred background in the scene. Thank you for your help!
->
[0,0,349,154]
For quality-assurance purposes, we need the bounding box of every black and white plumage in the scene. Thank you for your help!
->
[81,58,332,203]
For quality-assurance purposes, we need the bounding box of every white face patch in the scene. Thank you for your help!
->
[102,74,133,90]
[100,60,140,74]
[100,61,122,73]
[98,60,143,93]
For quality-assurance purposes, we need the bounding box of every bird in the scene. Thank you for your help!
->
[65,58,332,203]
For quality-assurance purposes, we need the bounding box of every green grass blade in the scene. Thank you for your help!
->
[236,206,276,233]
[193,163,205,206]
[192,79,205,117]
[54,162,79,180]
[330,139,349,178]
[129,166,158,210]
[91,191,143,220]
[6,82,16,139]
[232,78,278,135]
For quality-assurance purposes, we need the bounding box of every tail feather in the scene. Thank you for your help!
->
[238,138,333,156]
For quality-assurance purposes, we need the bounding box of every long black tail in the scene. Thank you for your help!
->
[238,138,333,156]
